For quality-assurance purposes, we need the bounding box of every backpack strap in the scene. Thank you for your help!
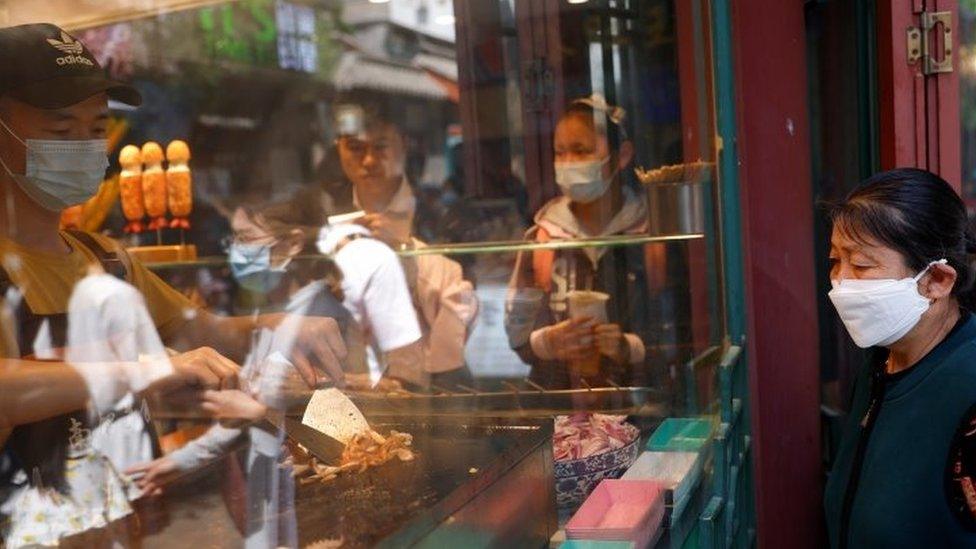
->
[65,230,131,281]
[531,226,555,292]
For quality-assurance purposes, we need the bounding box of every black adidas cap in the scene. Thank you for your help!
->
[0,23,141,109]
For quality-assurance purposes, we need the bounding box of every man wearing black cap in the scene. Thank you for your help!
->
[0,23,347,546]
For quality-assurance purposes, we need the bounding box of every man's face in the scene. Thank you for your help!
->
[336,123,406,196]
[0,92,109,175]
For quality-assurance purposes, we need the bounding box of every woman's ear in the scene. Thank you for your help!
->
[617,140,635,170]
[920,263,958,300]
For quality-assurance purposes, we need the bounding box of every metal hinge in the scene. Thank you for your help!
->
[907,11,953,75]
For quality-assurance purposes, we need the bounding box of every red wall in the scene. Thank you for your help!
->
[731,0,824,546]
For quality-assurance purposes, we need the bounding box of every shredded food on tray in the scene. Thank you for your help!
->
[290,429,415,485]
[553,413,639,461]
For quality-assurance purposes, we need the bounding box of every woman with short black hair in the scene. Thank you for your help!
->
[823,168,976,547]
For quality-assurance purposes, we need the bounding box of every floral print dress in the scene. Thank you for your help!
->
[1,418,133,548]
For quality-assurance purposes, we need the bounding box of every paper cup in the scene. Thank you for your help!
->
[566,290,609,377]
[567,290,610,323]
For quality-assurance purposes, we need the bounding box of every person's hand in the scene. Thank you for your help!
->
[125,456,180,498]
[594,323,628,364]
[385,341,429,389]
[252,353,314,409]
[260,315,347,388]
[148,347,241,394]
[542,317,597,362]
[355,213,408,249]
[141,347,242,418]
[200,389,267,421]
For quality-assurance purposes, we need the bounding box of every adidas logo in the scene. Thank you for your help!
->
[47,31,83,55]
[46,31,94,67]
[55,55,94,67]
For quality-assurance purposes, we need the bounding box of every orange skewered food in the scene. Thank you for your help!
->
[165,140,193,230]
[141,142,167,230]
[118,145,145,233]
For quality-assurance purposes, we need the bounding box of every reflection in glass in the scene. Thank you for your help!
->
[0,0,728,544]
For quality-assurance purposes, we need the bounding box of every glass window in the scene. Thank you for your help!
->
[0,0,725,545]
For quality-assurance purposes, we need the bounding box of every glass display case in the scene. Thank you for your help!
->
[0,0,735,547]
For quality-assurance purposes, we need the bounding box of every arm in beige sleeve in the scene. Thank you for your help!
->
[413,255,479,374]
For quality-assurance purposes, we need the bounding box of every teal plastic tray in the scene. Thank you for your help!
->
[646,418,713,452]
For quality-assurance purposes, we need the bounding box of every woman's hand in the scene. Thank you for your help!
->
[200,389,267,422]
[165,346,241,391]
[594,323,628,364]
[142,348,242,417]
[542,317,597,362]
[125,456,180,498]
[258,314,348,388]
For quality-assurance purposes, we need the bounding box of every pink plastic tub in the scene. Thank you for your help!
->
[566,480,666,548]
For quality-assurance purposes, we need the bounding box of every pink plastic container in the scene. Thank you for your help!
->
[566,480,666,548]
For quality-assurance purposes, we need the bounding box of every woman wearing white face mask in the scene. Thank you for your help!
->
[823,168,976,548]
[505,95,660,391]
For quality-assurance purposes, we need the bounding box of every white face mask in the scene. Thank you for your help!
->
[0,117,108,212]
[554,156,614,204]
[828,259,947,348]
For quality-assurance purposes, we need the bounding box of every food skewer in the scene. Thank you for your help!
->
[140,141,168,244]
[118,145,145,234]
[165,139,193,245]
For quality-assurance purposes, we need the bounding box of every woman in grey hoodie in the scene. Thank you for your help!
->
[506,96,665,391]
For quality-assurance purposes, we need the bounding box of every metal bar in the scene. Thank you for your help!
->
[397,233,704,257]
[429,383,452,395]
[524,379,547,392]
[455,384,481,395]
[144,233,706,269]
[700,495,726,549]
[352,384,661,400]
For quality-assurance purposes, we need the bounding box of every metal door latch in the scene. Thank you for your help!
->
[907,11,953,75]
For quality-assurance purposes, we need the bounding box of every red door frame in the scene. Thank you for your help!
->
[877,0,961,189]
[730,0,824,546]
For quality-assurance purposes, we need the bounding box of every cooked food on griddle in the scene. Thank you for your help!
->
[290,429,415,485]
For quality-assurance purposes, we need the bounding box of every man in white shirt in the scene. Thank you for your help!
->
[317,223,424,387]
[332,105,478,388]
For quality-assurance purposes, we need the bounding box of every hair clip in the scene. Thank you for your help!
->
[572,93,627,126]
